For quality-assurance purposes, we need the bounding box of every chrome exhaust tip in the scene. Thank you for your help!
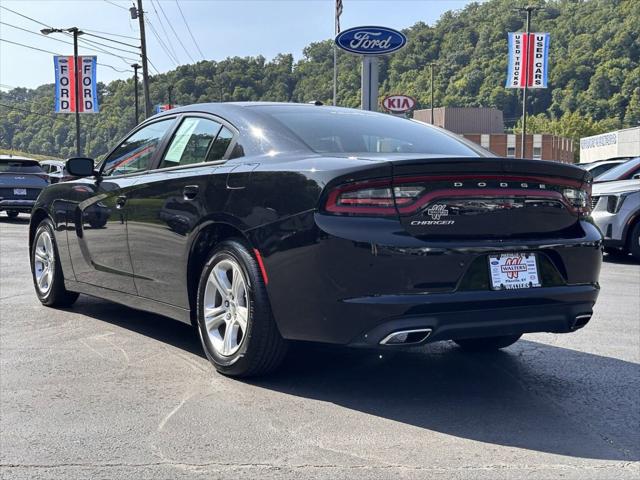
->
[572,314,592,330]
[379,328,432,345]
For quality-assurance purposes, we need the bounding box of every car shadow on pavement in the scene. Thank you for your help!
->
[0,216,30,224]
[603,252,639,265]
[251,341,640,462]
[69,297,639,462]
[69,296,204,358]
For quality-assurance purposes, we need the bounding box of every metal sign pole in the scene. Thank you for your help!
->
[361,56,379,111]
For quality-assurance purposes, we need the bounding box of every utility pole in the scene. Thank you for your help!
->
[428,62,437,125]
[131,1,152,119]
[41,26,83,156]
[515,5,542,158]
[131,63,140,126]
[333,0,342,106]
[168,85,173,108]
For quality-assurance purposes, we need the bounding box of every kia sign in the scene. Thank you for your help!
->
[335,26,407,55]
[382,95,416,113]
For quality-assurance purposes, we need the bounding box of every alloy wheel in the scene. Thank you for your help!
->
[203,258,249,356]
[34,230,55,295]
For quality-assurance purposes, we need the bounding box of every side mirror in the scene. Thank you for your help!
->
[632,173,640,180]
[66,157,96,177]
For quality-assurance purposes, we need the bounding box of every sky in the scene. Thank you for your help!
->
[0,0,479,90]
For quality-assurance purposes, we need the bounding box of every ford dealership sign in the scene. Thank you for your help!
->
[335,26,407,55]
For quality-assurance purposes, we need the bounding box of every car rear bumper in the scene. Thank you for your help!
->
[0,199,36,212]
[346,284,598,346]
[252,212,603,346]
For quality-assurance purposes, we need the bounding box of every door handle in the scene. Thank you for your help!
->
[115,195,127,209]
[183,185,199,200]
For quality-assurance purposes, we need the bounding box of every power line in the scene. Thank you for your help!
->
[0,21,137,63]
[84,29,139,41]
[175,0,205,60]
[146,56,161,75]
[82,31,140,50]
[154,0,195,63]
[0,102,57,117]
[76,37,139,63]
[0,38,131,73]
[74,34,140,57]
[0,6,136,67]
[148,0,180,63]
[145,18,179,66]
[0,5,50,28]
[102,0,128,10]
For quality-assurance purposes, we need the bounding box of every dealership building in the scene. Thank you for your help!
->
[579,126,640,163]
[414,107,574,163]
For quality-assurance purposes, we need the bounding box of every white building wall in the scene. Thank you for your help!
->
[580,126,640,163]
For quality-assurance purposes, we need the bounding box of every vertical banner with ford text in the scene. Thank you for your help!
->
[54,55,99,113]
[506,32,549,89]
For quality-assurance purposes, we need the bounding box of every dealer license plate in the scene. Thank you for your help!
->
[488,253,541,290]
[13,188,27,196]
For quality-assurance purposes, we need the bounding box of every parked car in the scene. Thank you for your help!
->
[41,159,74,184]
[578,158,630,178]
[594,156,640,183]
[0,157,48,218]
[29,103,602,377]
[591,179,640,260]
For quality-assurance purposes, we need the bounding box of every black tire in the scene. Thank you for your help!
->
[31,218,79,307]
[454,334,522,352]
[6,211,19,219]
[196,239,288,377]
[629,222,640,262]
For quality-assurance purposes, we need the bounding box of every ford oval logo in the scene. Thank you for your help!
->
[335,26,407,55]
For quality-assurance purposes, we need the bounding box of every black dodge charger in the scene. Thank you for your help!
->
[29,102,602,376]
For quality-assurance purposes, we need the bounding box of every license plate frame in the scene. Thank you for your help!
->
[488,252,541,290]
[13,188,27,196]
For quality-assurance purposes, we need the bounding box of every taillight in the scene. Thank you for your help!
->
[325,176,593,217]
[325,180,424,215]
[563,185,591,215]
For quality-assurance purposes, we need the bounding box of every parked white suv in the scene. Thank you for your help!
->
[592,179,640,260]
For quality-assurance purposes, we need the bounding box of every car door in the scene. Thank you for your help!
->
[66,117,176,293]
[126,114,238,307]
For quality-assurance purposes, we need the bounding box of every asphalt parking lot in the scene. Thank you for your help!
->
[1,215,639,480]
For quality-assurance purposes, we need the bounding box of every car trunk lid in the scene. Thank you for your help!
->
[390,157,591,239]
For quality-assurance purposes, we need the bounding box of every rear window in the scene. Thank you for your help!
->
[255,106,482,156]
[0,160,45,173]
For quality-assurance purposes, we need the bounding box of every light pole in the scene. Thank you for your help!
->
[41,27,83,157]
[428,62,438,125]
[514,5,542,158]
[132,63,140,127]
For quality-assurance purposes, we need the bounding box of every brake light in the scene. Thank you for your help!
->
[325,180,424,215]
[563,184,592,215]
[324,176,592,217]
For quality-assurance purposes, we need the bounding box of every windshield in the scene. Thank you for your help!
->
[595,157,640,182]
[254,106,483,157]
[0,160,45,173]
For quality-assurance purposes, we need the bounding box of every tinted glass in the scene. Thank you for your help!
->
[255,106,480,156]
[0,160,45,173]
[206,127,233,161]
[160,117,223,169]
[595,157,640,182]
[102,119,174,176]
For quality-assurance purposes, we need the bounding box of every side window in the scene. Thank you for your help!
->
[160,117,223,169]
[102,119,174,176]
[206,127,234,162]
